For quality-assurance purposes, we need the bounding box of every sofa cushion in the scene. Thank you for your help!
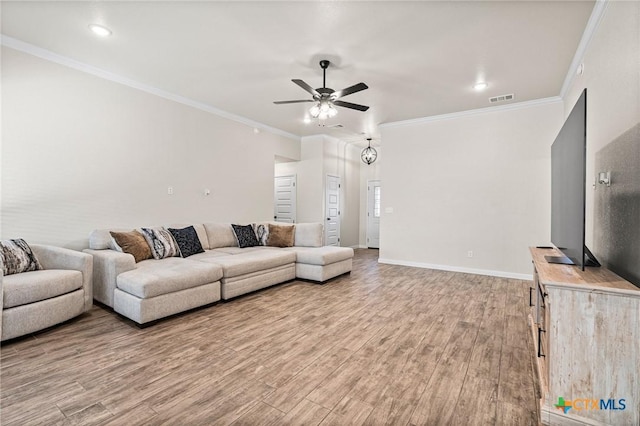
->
[166,224,210,250]
[200,250,296,278]
[186,250,230,261]
[266,224,295,248]
[204,223,237,249]
[231,224,260,248]
[210,246,276,255]
[168,226,205,258]
[3,269,83,308]
[116,258,223,299]
[110,230,153,263]
[284,246,354,266]
[294,223,323,247]
[140,228,181,259]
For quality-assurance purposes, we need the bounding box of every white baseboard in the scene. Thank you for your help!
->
[349,245,369,249]
[377,258,533,281]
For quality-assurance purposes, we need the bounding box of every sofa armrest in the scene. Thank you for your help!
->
[31,244,94,312]
[83,249,135,308]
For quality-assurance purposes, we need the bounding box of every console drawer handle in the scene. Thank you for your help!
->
[537,327,546,358]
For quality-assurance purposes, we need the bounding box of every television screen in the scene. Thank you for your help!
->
[548,89,598,270]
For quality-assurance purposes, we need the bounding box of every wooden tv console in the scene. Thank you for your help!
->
[529,247,640,426]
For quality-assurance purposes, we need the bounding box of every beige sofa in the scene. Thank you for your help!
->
[1,244,93,341]
[84,222,353,325]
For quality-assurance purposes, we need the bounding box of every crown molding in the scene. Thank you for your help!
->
[1,35,300,142]
[379,96,562,129]
[559,0,610,99]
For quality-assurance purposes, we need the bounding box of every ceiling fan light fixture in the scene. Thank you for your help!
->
[309,102,337,120]
[275,59,369,117]
[309,104,321,118]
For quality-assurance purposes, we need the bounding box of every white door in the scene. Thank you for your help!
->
[367,180,381,248]
[274,175,296,223]
[325,175,341,246]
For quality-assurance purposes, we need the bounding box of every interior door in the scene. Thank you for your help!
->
[274,175,296,223]
[367,180,381,248]
[325,175,341,246]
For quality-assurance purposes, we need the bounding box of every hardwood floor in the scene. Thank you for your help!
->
[0,249,540,425]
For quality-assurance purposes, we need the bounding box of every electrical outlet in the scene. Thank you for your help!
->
[467,250,473,258]
[167,186,174,195]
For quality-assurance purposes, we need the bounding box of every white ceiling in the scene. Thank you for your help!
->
[1,1,595,141]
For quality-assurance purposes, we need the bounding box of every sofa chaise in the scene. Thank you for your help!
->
[84,222,353,325]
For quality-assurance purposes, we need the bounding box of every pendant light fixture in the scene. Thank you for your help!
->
[361,138,377,165]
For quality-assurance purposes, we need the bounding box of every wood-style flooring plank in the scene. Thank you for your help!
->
[0,249,540,425]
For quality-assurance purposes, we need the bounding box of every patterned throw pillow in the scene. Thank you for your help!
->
[140,227,181,259]
[266,224,295,248]
[168,226,205,258]
[0,239,43,276]
[252,223,269,246]
[231,224,260,248]
[109,230,153,263]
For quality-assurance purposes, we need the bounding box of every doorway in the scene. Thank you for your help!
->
[274,175,296,223]
[367,180,381,248]
[325,175,341,246]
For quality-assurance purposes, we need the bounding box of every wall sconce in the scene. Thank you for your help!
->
[597,171,611,187]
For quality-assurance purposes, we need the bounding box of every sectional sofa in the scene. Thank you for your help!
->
[84,222,353,325]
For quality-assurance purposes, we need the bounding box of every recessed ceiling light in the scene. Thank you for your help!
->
[303,117,311,124]
[88,24,112,37]
[473,82,488,91]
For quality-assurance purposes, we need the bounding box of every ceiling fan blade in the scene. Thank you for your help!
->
[292,79,320,97]
[273,100,314,104]
[333,82,368,99]
[333,100,370,112]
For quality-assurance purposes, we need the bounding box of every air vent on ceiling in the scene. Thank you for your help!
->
[326,124,344,128]
[489,94,514,103]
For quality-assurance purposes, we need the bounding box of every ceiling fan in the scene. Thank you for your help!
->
[274,60,369,119]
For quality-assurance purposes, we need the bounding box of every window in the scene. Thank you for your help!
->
[374,186,381,218]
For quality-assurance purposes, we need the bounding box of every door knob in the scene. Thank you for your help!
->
[327,218,330,220]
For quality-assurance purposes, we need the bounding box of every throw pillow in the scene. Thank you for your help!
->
[266,224,295,248]
[252,223,269,246]
[109,230,153,263]
[140,227,181,259]
[231,224,260,248]
[0,239,43,276]
[168,226,205,258]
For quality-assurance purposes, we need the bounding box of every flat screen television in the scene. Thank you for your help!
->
[547,89,599,270]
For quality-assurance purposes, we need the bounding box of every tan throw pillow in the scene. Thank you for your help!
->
[266,224,295,248]
[110,230,153,263]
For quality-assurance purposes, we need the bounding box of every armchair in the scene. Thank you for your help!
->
[1,244,92,342]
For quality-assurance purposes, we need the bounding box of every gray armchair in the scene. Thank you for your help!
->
[1,244,93,341]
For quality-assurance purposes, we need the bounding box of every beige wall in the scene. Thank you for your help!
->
[1,47,300,249]
[562,0,640,249]
[379,100,563,277]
